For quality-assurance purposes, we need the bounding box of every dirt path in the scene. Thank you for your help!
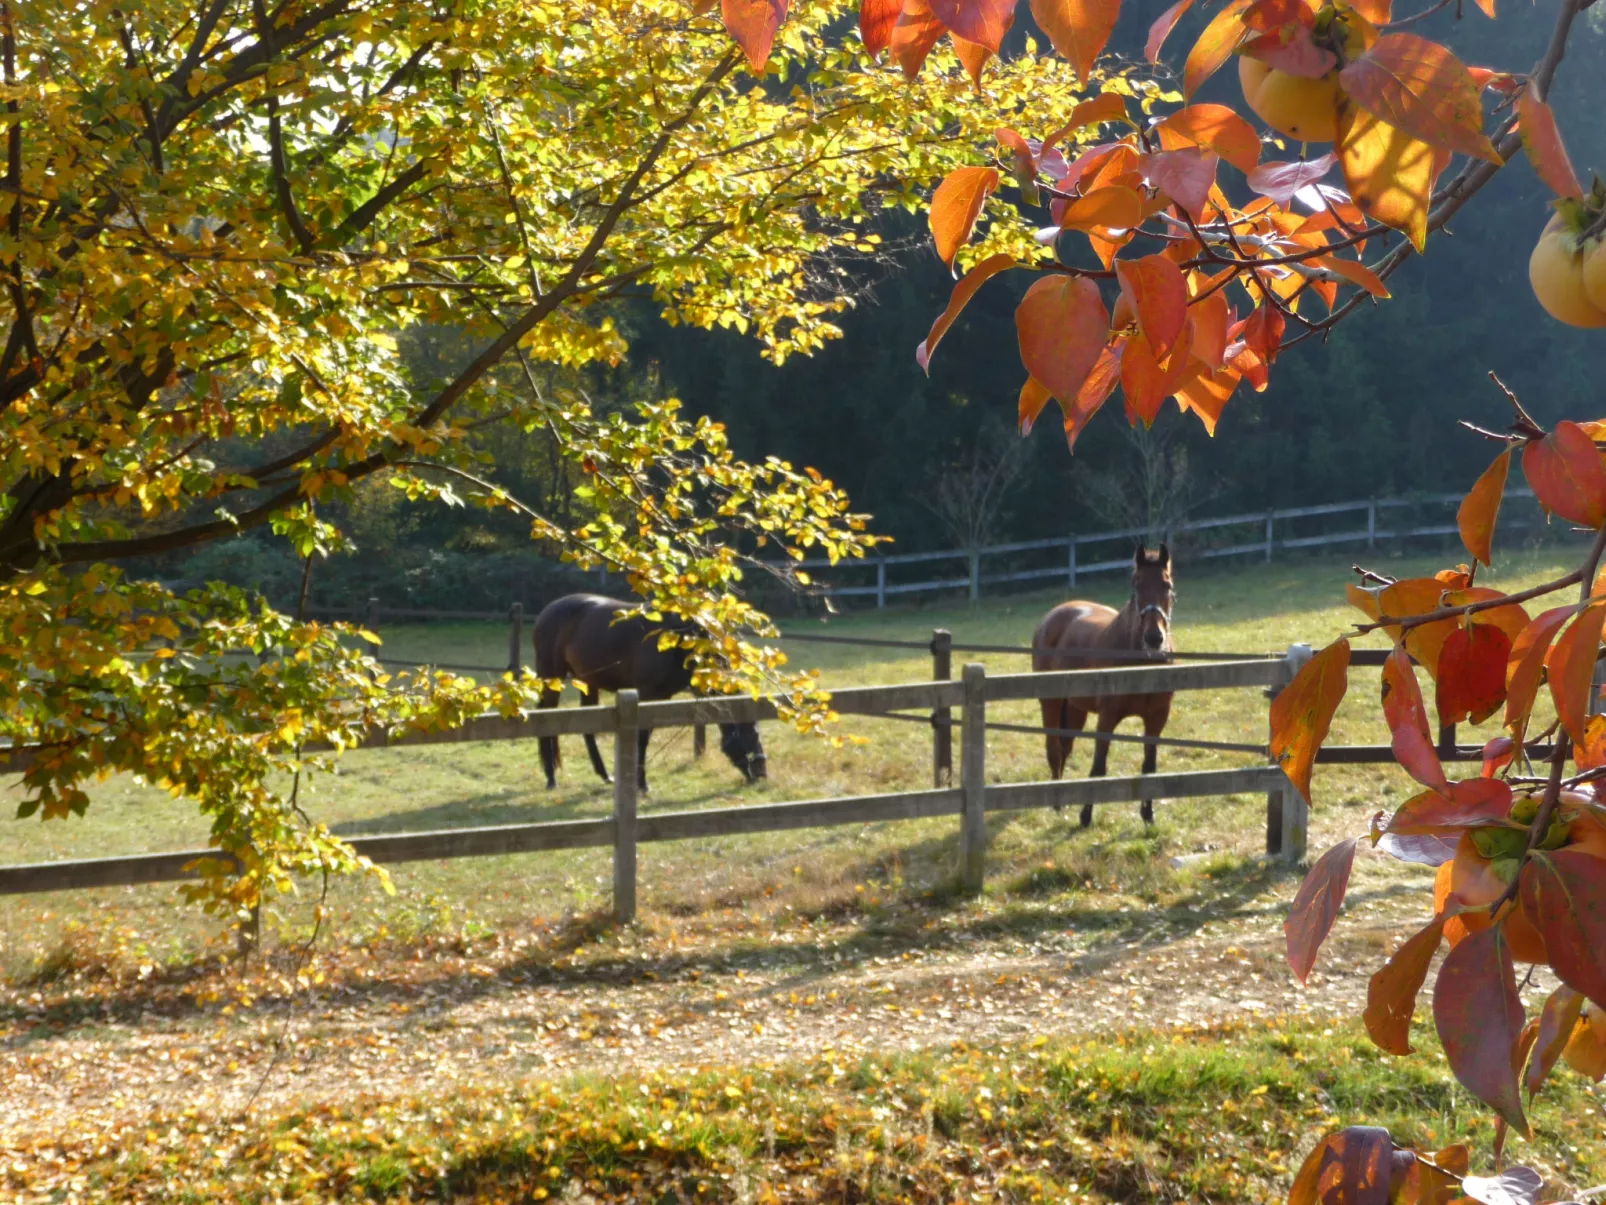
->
[1,864,1486,1151]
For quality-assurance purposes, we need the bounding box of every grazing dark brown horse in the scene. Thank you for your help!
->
[532,594,767,791]
[1032,544,1176,828]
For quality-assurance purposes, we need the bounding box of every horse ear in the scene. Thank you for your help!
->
[1158,543,1170,567]
[1133,542,1147,567]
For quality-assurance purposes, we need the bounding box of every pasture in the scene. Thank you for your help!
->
[3,545,1604,1202]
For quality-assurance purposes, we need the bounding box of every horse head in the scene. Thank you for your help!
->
[718,722,767,781]
[1132,543,1175,652]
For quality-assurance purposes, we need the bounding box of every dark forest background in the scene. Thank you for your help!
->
[154,5,1606,610]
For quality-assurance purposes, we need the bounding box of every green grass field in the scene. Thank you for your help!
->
[0,543,1581,980]
[6,543,1605,1204]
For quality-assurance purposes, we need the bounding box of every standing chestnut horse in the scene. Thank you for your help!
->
[1032,544,1175,828]
[532,594,767,791]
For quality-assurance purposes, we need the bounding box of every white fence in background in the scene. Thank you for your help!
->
[787,489,1543,608]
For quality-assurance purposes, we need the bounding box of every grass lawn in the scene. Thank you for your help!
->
[3,540,1604,1203]
[14,1017,1603,1203]
[0,541,1584,978]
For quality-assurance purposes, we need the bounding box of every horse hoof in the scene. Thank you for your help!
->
[1078,808,1093,829]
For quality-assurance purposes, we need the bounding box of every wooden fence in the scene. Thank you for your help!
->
[1,655,1311,920]
[781,488,1547,608]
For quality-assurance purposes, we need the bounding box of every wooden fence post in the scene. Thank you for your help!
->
[959,662,987,894]
[507,601,524,675]
[1437,722,1457,762]
[1264,513,1274,563]
[931,629,953,787]
[1266,643,1313,861]
[1367,501,1377,549]
[1067,538,1077,588]
[968,550,980,606]
[693,723,707,758]
[613,690,639,923]
[876,559,887,610]
[1593,657,1606,718]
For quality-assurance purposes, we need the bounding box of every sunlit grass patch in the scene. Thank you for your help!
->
[12,1017,1600,1203]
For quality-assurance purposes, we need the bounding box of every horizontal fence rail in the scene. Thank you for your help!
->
[774,488,1548,608]
[1,656,1310,914]
[11,632,1528,914]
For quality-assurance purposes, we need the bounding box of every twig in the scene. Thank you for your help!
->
[1487,371,1545,440]
[1350,565,1397,587]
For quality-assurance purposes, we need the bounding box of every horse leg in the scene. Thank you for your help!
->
[1081,709,1118,829]
[1139,712,1161,825]
[538,684,563,790]
[637,727,651,793]
[583,732,611,784]
[1040,698,1067,779]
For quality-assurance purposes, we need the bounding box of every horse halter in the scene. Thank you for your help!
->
[1138,602,1172,625]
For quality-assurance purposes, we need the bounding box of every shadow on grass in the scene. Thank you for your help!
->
[1,807,1425,1047]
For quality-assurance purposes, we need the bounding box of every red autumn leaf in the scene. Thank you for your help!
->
[1247,154,1338,205]
[1365,913,1447,1054]
[1377,778,1514,867]
[917,254,1016,373]
[1382,647,1448,792]
[1228,343,1269,392]
[1241,0,1314,34]
[1458,448,1512,567]
[1440,588,1529,649]
[1044,95,1133,150]
[1434,925,1530,1134]
[1368,576,1466,679]
[1577,714,1606,770]
[1311,254,1392,299]
[1116,255,1189,360]
[1347,0,1392,21]
[1242,24,1337,79]
[1120,324,1194,426]
[1522,420,1606,528]
[1184,0,1253,97]
[1505,604,1574,733]
[1270,637,1351,804]
[1546,600,1606,747]
[1173,362,1239,434]
[1286,836,1360,983]
[1339,33,1500,163]
[930,0,1013,52]
[1141,147,1219,220]
[1059,342,1121,450]
[929,167,1000,271]
[997,127,1036,184]
[1525,984,1584,1097]
[1338,105,1437,252]
[1288,1127,1395,1205]
[1188,290,1231,369]
[722,0,791,70]
[1481,734,1516,778]
[859,0,902,55]
[1238,304,1285,360]
[1018,376,1053,436]
[1015,275,1110,404]
[891,0,946,76]
[949,33,993,88]
[1031,0,1119,81]
[1157,104,1262,175]
[1517,83,1584,201]
[1146,0,1193,64]
[1437,622,1512,726]
[1522,850,1606,1011]
[1059,185,1144,232]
